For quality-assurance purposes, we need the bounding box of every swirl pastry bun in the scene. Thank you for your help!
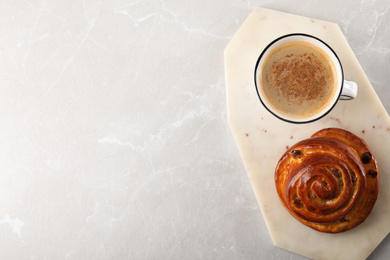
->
[275,128,379,233]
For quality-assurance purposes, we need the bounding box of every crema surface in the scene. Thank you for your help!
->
[261,41,337,119]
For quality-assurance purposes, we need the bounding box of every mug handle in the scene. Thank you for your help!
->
[340,80,358,100]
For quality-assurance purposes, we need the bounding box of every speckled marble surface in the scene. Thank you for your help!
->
[0,0,389,259]
[226,8,390,260]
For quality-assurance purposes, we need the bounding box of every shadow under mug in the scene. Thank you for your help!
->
[254,33,357,124]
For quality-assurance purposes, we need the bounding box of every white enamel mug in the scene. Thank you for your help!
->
[254,33,357,124]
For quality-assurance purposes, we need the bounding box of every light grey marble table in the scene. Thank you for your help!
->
[0,0,389,259]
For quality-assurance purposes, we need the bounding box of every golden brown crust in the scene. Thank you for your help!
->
[275,128,379,233]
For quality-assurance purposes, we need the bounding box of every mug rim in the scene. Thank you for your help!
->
[254,33,344,124]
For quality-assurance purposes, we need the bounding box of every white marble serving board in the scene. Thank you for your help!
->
[225,8,390,260]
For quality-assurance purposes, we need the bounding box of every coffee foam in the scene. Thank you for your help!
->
[260,41,338,119]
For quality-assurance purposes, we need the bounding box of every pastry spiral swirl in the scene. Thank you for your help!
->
[275,128,379,233]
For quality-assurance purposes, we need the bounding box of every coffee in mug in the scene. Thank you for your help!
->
[255,34,357,124]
